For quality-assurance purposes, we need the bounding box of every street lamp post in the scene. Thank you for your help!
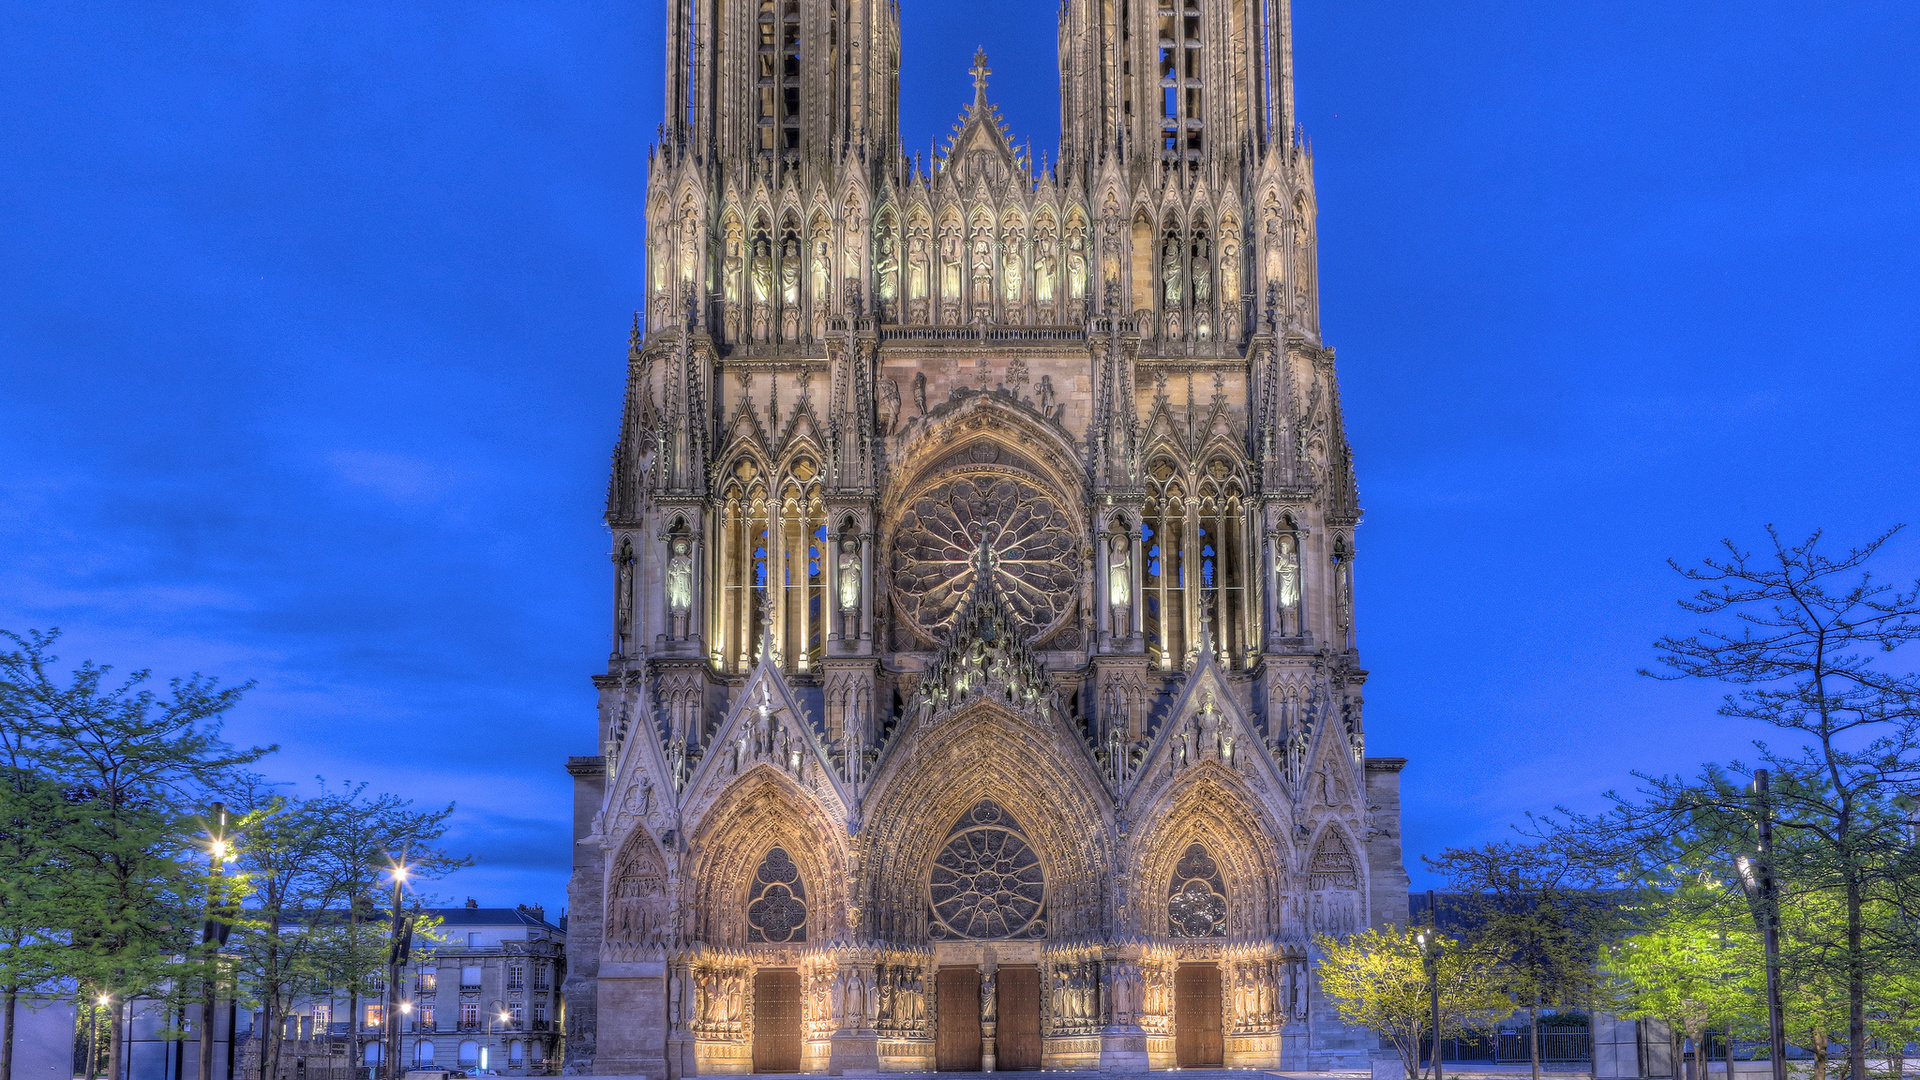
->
[1416,923,1444,1080]
[199,803,230,1080]
[384,863,412,1080]
[1736,771,1788,1080]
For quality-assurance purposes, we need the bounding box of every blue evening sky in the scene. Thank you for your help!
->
[3,2,1916,914]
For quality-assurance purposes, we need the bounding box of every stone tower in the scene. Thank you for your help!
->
[563,0,1409,1072]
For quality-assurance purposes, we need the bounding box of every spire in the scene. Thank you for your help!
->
[970,48,992,108]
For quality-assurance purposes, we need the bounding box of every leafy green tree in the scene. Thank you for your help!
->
[1317,926,1508,1079]
[1551,528,1920,1080]
[1604,882,1761,1080]
[1428,840,1620,1080]
[0,628,272,1080]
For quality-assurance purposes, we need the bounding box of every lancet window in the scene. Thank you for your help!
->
[746,847,807,943]
[1161,0,1206,163]
[715,457,826,672]
[1168,843,1227,938]
[1143,456,1251,669]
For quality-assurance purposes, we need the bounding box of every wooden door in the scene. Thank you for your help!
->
[996,965,1042,1070]
[1174,963,1224,1067]
[753,968,802,1073]
[936,966,983,1071]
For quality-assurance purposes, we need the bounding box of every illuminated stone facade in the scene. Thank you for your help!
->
[563,0,1408,1072]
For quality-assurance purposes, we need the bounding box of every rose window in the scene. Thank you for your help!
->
[747,847,807,943]
[928,800,1047,940]
[1168,843,1227,938]
[891,475,1078,645]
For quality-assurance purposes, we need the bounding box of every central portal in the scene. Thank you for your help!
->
[996,965,1042,1070]
[935,966,983,1070]
[1174,963,1223,1068]
[751,968,801,1073]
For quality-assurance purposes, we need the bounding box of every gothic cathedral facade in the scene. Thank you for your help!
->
[564,0,1408,1072]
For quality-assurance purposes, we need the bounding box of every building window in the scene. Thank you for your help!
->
[466,932,481,947]
[311,1003,331,1029]
[459,1041,479,1068]
[532,964,550,991]
[746,847,808,943]
[416,968,437,992]
[1168,843,1228,937]
[509,1002,524,1029]
[510,1041,525,1067]
[364,1003,384,1030]
[507,963,523,990]
[461,965,483,990]
[419,1002,434,1031]
[460,1002,479,1031]
[414,1041,435,1066]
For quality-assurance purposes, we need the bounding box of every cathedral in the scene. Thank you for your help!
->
[562,0,1409,1073]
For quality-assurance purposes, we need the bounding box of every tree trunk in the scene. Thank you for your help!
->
[1814,1028,1829,1080]
[1672,1025,1684,1080]
[1531,996,1542,1080]
[1694,1025,1708,1080]
[1726,1022,1737,1080]
[1,983,16,1080]
[105,998,125,1080]
[1848,875,1867,1080]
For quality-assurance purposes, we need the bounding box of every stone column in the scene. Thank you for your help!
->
[979,960,998,1073]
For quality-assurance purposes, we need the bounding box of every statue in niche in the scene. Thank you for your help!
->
[939,228,962,300]
[1067,231,1089,299]
[838,536,862,627]
[908,231,929,301]
[1274,533,1300,634]
[680,211,702,285]
[1335,557,1353,639]
[878,375,900,434]
[971,233,993,291]
[811,237,831,307]
[666,536,694,638]
[723,220,744,302]
[1162,238,1183,307]
[875,232,899,308]
[1037,374,1056,419]
[781,236,802,302]
[1003,243,1023,306]
[615,546,634,655]
[980,969,996,1023]
[751,236,772,304]
[912,371,928,415]
[1192,243,1212,305]
[1107,531,1131,636]
[1035,241,1057,305]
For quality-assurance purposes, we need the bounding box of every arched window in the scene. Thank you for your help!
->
[747,847,808,942]
[459,1040,479,1067]
[413,1041,434,1065]
[1160,0,1205,162]
[1168,843,1228,937]
[928,800,1047,940]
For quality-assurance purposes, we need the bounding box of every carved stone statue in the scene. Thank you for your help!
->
[912,371,928,415]
[667,535,694,639]
[837,536,862,622]
[1107,531,1131,637]
[1036,374,1056,418]
[878,375,901,434]
[1162,238,1183,307]
[1274,533,1300,635]
[875,233,899,306]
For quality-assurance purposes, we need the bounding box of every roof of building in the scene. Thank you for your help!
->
[427,906,564,933]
